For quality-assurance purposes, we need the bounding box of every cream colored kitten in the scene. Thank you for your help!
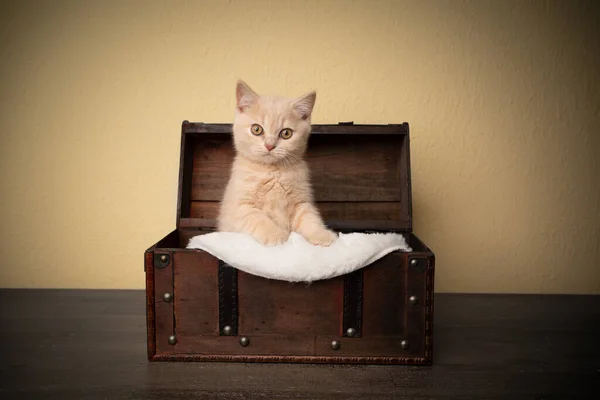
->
[217,80,337,247]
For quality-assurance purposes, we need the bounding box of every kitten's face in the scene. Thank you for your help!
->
[232,80,316,165]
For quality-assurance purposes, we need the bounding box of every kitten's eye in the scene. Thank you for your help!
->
[251,124,264,136]
[279,128,293,139]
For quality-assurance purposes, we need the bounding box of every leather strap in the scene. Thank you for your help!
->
[218,260,238,336]
[343,269,364,337]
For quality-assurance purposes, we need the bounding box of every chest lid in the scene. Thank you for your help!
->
[177,121,413,232]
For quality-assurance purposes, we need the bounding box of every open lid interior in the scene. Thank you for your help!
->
[177,122,412,232]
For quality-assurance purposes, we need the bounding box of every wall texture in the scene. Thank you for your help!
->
[1,0,598,293]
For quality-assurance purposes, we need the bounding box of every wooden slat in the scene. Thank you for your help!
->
[170,335,316,356]
[190,136,234,202]
[190,201,402,222]
[190,135,403,202]
[362,253,406,338]
[153,252,174,355]
[180,217,410,231]
[237,271,343,336]
[170,335,419,359]
[188,201,219,220]
[405,254,427,360]
[183,122,408,135]
[173,251,219,336]
[307,135,403,202]
[181,124,411,230]
[176,126,196,225]
[179,218,217,228]
[314,335,419,358]
[318,201,403,221]
[144,252,156,359]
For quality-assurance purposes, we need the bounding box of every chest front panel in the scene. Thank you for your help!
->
[150,249,430,361]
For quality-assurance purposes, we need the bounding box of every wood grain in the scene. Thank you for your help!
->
[2,290,599,399]
[170,334,316,356]
[307,135,404,202]
[237,271,343,336]
[161,335,423,360]
[190,201,403,223]
[183,130,409,230]
[182,122,408,136]
[153,251,174,355]
[190,135,234,201]
[404,254,427,358]
[179,217,410,230]
[144,251,156,359]
[173,251,220,336]
[190,135,404,203]
[362,253,407,338]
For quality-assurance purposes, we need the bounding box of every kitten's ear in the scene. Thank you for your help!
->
[236,80,259,112]
[293,91,316,120]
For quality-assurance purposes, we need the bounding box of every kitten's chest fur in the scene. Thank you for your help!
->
[255,172,289,202]
[249,167,303,214]
[221,157,312,230]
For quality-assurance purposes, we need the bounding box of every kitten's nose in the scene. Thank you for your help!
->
[265,143,276,152]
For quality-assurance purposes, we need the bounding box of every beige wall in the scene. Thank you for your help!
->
[1,0,598,293]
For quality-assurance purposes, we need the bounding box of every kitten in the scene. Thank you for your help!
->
[217,80,337,247]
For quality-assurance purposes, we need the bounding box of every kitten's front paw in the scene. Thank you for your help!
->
[253,224,290,246]
[305,229,338,247]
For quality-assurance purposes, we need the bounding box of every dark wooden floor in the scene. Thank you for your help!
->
[0,290,598,399]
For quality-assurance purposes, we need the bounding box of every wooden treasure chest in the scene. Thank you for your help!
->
[144,121,435,364]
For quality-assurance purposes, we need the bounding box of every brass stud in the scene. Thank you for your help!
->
[239,337,250,347]
[154,253,170,269]
[222,325,232,336]
[409,258,425,272]
[400,340,409,350]
[168,335,177,345]
[346,328,357,337]
[409,295,418,305]
[163,293,172,303]
[331,340,340,350]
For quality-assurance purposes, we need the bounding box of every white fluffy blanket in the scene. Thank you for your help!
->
[186,231,411,282]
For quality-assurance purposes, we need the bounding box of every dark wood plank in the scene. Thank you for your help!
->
[405,253,428,358]
[237,272,343,336]
[153,252,174,355]
[177,121,412,233]
[190,135,234,202]
[1,290,599,399]
[190,201,403,225]
[306,135,403,202]
[176,125,196,223]
[183,122,408,136]
[172,335,316,356]
[173,251,220,336]
[189,135,405,203]
[144,251,157,359]
[398,123,412,232]
[180,217,411,230]
[362,253,406,338]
